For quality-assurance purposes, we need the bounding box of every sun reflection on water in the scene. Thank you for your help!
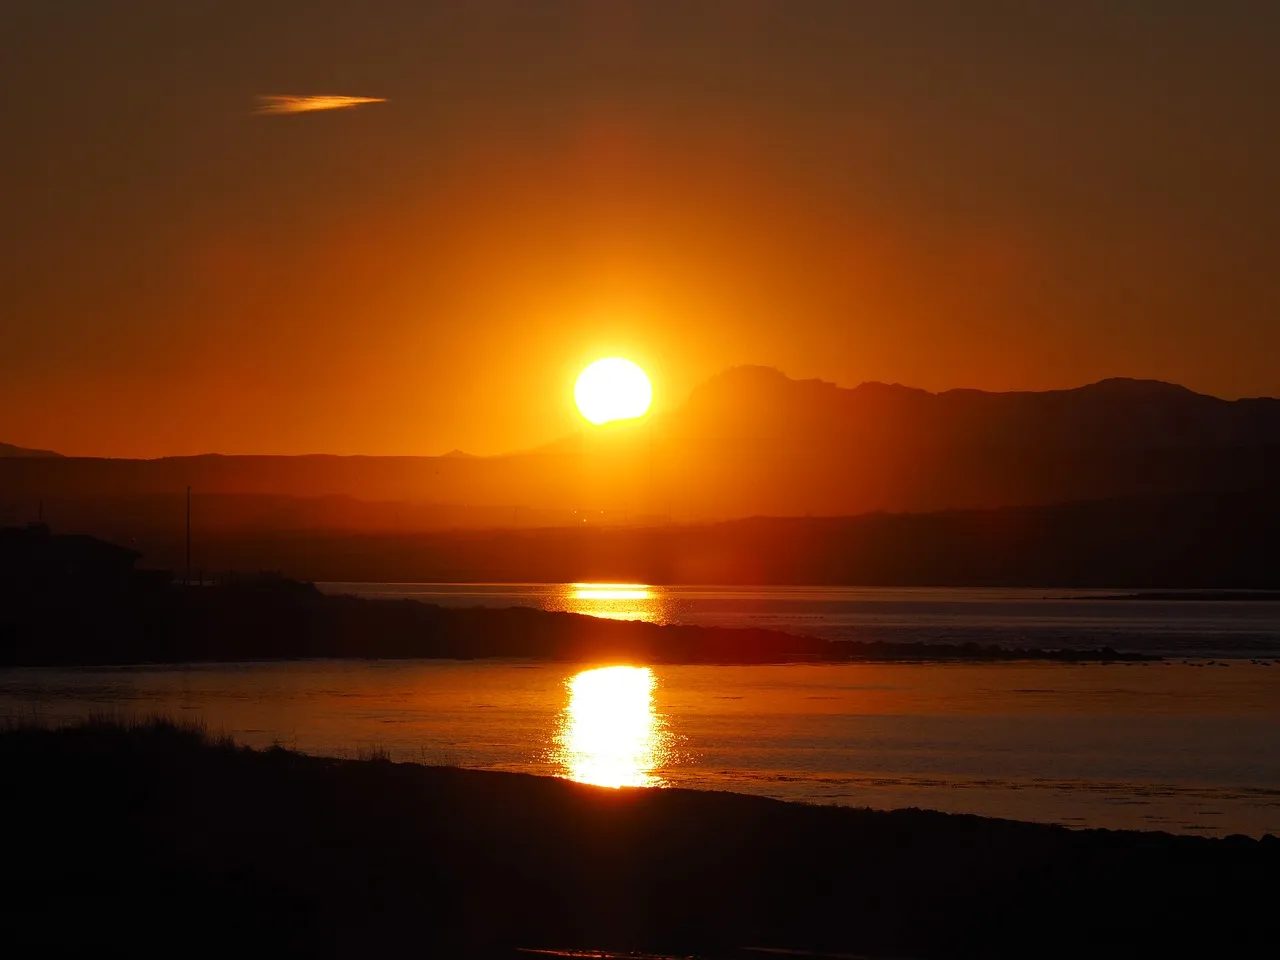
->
[572,583,650,601]
[563,583,666,623]
[553,665,670,788]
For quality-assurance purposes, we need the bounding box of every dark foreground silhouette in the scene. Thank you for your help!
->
[3,719,1274,958]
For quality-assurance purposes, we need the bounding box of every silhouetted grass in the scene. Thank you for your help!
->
[4,710,238,749]
[354,743,393,763]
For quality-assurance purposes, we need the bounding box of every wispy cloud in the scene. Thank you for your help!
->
[255,95,387,116]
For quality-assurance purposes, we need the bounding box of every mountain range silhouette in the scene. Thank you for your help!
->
[4,369,1278,584]
[7,368,1277,522]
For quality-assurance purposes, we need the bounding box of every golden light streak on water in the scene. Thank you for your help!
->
[565,583,663,622]
[553,665,669,788]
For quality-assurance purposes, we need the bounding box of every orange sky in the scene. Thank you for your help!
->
[2,2,1278,457]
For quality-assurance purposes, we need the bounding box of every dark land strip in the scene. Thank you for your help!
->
[2,718,1273,958]
[1,577,1154,667]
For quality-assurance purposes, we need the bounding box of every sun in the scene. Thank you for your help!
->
[574,358,653,425]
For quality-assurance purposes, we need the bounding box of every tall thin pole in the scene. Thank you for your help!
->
[185,485,191,586]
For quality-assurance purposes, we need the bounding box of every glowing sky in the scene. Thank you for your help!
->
[2,1,1278,457]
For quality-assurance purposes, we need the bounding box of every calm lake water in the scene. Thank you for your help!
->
[7,584,1280,836]
[5,658,1279,838]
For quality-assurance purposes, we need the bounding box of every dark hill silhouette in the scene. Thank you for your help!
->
[657,367,1280,517]
[0,528,1148,665]
[1,371,1278,529]
[0,441,62,458]
[72,491,1277,589]
[678,367,1275,450]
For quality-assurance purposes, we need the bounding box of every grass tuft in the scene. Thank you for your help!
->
[2,711,241,752]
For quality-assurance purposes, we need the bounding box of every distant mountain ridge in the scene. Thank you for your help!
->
[2,371,1278,532]
[674,367,1279,449]
[0,442,62,458]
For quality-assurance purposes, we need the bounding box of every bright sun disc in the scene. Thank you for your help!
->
[574,358,653,425]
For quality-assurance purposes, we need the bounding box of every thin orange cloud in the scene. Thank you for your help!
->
[255,95,387,115]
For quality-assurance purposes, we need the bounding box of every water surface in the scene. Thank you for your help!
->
[6,659,1279,837]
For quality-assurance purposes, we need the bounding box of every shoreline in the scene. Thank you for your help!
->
[10,660,1275,838]
[1,579,1159,668]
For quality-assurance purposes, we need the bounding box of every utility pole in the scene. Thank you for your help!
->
[185,485,191,586]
